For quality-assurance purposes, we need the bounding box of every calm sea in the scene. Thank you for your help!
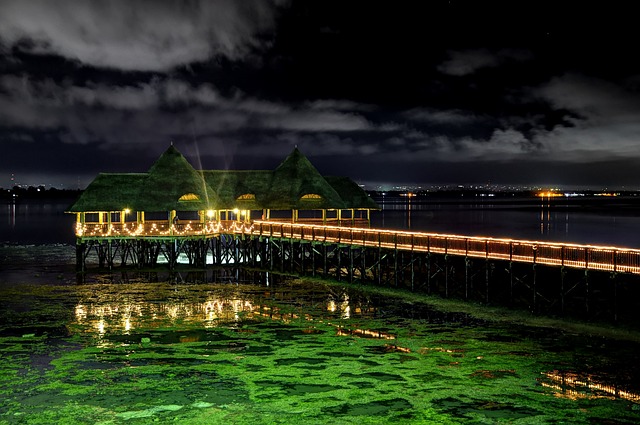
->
[370,194,640,248]
[4,195,640,248]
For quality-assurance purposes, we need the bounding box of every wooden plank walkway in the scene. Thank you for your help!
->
[76,220,640,274]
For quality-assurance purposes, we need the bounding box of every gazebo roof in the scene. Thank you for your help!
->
[67,173,146,212]
[67,145,379,213]
[324,176,381,210]
[201,170,272,210]
[266,147,346,210]
[136,145,220,211]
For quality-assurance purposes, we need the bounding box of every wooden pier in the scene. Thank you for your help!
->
[76,220,640,275]
[75,220,640,325]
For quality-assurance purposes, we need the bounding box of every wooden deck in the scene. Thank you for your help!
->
[76,220,640,274]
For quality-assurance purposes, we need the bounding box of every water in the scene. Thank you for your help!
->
[4,194,640,247]
[2,199,76,245]
[2,197,640,423]
[371,194,640,248]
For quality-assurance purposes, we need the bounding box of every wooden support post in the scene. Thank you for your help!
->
[76,240,85,272]
[311,242,316,277]
[560,266,565,315]
[445,255,449,298]
[509,261,514,305]
[485,259,489,304]
[611,271,618,322]
[107,241,113,270]
[336,246,342,281]
[323,244,328,278]
[280,239,285,273]
[532,264,537,313]
[585,269,590,314]
[465,257,470,299]
[426,253,431,294]
[585,249,589,314]
[349,247,354,283]
[410,250,415,292]
[300,241,306,275]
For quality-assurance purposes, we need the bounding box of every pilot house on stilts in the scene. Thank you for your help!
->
[67,145,379,270]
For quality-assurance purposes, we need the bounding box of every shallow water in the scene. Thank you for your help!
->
[2,245,640,424]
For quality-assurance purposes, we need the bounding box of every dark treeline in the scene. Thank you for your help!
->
[2,186,82,201]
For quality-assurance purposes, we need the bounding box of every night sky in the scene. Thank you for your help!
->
[2,0,640,190]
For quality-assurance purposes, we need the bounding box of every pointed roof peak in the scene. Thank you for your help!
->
[162,143,181,155]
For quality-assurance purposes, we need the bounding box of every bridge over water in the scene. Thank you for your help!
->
[75,220,640,325]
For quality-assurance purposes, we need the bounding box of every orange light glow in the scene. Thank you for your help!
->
[536,191,562,198]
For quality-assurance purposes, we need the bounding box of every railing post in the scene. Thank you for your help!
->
[584,247,589,270]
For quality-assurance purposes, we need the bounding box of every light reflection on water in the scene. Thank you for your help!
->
[72,291,368,339]
[64,279,640,407]
[371,195,640,248]
[541,370,640,403]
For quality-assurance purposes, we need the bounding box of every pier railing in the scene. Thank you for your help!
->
[75,220,640,274]
[251,221,640,275]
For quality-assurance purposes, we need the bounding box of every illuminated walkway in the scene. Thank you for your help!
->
[76,220,640,275]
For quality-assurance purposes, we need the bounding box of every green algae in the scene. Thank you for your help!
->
[1,277,640,424]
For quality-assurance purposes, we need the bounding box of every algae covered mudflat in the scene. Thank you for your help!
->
[1,265,640,424]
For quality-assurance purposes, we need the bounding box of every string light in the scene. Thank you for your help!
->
[74,218,640,274]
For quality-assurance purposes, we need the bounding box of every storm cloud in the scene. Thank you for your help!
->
[2,1,640,189]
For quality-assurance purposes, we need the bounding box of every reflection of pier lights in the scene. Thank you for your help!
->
[327,294,351,319]
[541,370,640,403]
[400,192,415,229]
[72,298,258,334]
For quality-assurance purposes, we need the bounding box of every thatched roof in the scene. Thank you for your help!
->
[201,170,272,210]
[67,173,146,212]
[266,147,346,209]
[135,145,220,211]
[67,145,379,213]
[324,176,380,209]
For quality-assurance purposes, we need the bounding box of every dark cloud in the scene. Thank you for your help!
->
[0,0,285,71]
[2,1,640,189]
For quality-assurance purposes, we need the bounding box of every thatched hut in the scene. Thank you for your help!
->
[67,145,379,229]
